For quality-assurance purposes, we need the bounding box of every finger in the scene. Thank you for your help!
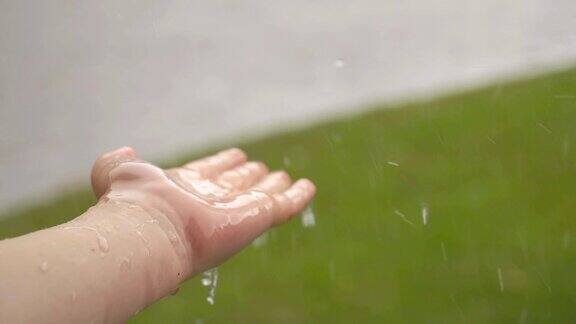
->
[91,146,138,199]
[252,171,292,194]
[183,148,247,178]
[197,179,315,270]
[272,179,316,226]
[216,161,269,190]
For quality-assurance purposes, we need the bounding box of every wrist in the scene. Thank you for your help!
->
[2,199,195,323]
[118,197,192,273]
[69,198,194,283]
[102,161,200,275]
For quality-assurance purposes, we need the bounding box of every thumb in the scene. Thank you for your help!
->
[91,146,138,199]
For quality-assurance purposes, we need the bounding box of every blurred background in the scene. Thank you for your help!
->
[2,0,576,322]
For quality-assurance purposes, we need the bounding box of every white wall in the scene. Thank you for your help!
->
[1,0,576,215]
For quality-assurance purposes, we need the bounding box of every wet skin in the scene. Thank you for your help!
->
[94,147,316,276]
[0,147,315,323]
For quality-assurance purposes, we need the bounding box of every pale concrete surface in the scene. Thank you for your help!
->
[1,0,576,216]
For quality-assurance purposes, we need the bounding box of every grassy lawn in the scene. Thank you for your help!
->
[2,68,576,323]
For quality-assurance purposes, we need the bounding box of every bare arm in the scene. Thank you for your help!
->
[0,147,316,323]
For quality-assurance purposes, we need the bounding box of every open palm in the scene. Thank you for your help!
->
[90,147,316,275]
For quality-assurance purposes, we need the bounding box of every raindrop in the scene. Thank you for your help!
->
[301,206,316,228]
[146,219,159,225]
[63,226,109,254]
[98,235,109,253]
[135,229,151,257]
[120,257,131,270]
[394,210,415,228]
[201,276,211,287]
[202,268,219,305]
[168,232,179,244]
[252,232,268,248]
[497,267,505,292]
[441,242,448,261]
[333,59,346,68]
[421,205,429,226]
[538,122,552,134]
[136,230,149,243]
[39,261,48,273]
[71,291,77,302]
[387,161,400,167]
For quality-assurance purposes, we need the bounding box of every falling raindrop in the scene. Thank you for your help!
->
[394,210,415,228]
[538,122,552,134]
[206,296,214,305]
[252,232,268,248]
[421,205,429,226]
[497,267,505,292]
[202,268,219,305]
[301,206,316,228]
[440,242,448,261]
[201,276,212,287]
[333,59,346,68]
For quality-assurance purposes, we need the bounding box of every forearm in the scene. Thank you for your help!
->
[0,200,191,323]
[0,146,316,323]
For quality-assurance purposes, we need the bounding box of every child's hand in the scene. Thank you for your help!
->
[0,146,316,323]
[91,147,316,276]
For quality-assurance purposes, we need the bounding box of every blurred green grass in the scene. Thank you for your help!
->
[3,68,576,323]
